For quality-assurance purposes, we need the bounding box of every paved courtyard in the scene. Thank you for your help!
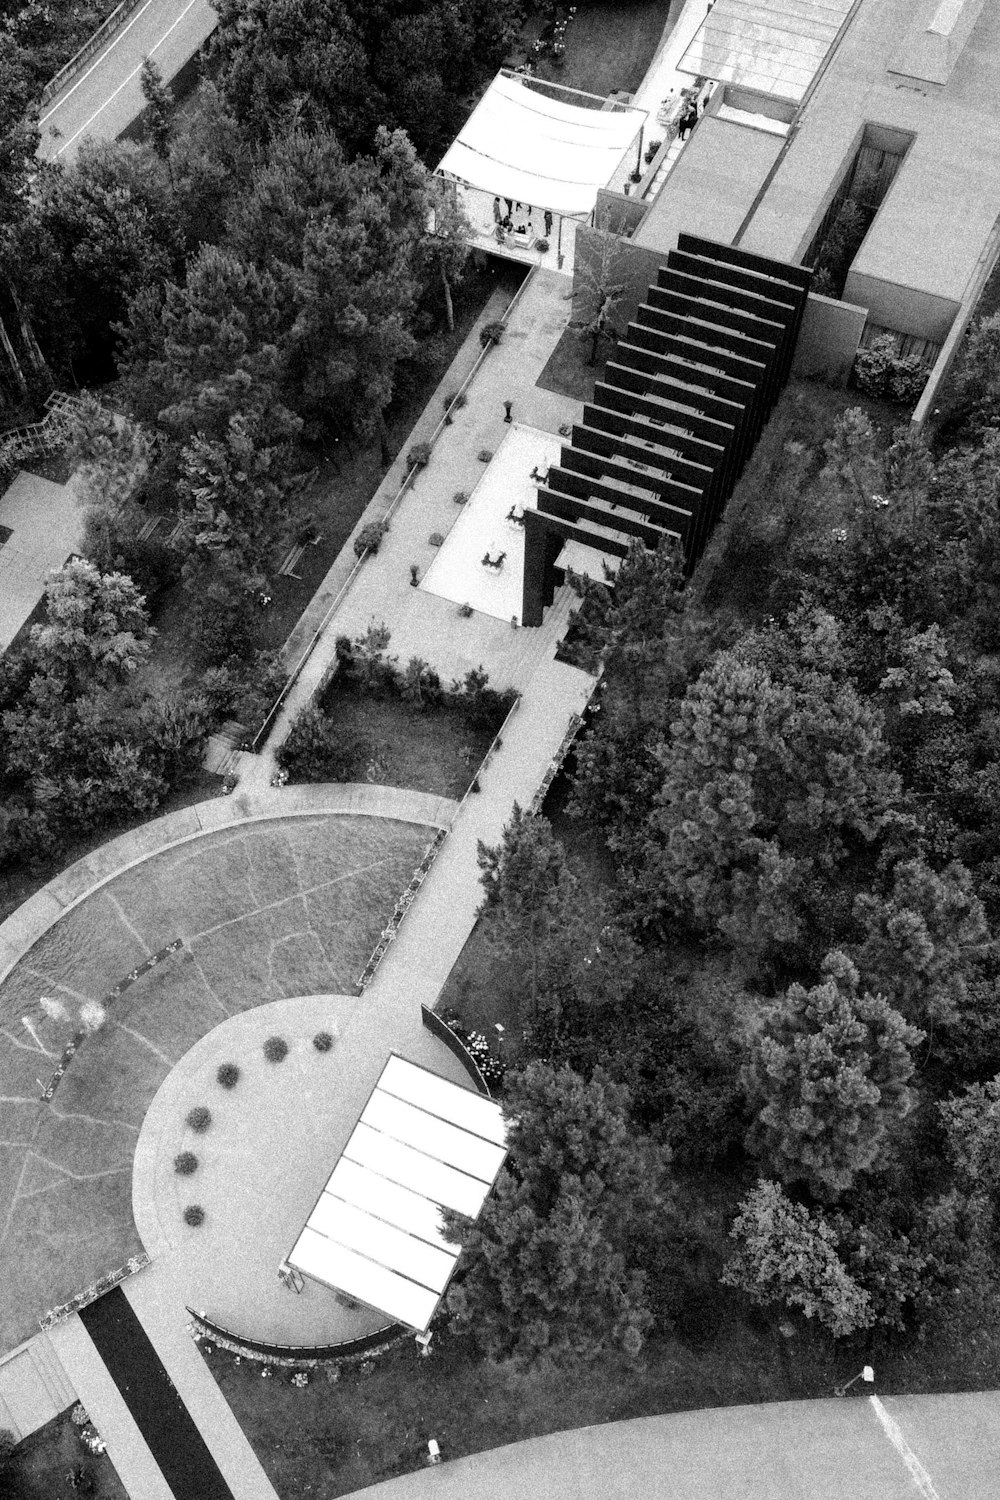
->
[0,806,442,1352]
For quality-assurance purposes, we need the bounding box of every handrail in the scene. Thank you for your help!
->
[248,267,538,755]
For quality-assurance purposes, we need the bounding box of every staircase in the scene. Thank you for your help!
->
[0,391,89,482]
[0,1332,77,1439]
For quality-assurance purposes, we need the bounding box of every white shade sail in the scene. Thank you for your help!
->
[436,70,644,218]
[286,1055,509,1332]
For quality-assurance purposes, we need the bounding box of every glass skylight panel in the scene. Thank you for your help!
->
[289,1227,440,1331]
[379,1054,508,1146]
[360,1090,507,1184]
[345,1121,488,1218]
[679,0,854,103]
[325,1158,455,1250]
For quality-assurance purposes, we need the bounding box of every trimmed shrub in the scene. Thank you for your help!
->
[313,1031,334,1053]
[264,1035,288,1063]
[186,1106,211,1133]
[480,320,506,348]
[217,1062,240,1089]
[428,532,444,547]
[444,391,467,414]
[406,441,432,470]
[174,1151,198,1176]
[354,520,389,558]
[453,490,469,505]
[853,334,927,404]
[183,1205,205,1227]
[477,449,493,463]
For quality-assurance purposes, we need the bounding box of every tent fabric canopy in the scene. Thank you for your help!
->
[437,71,643,219]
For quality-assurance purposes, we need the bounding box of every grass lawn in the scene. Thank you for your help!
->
[7,1410,128,1500]
[204,1266,1000,1499]
[523,0,678,99]
[0,769,223,926]
[437,765,615,1053]
[317,679,508,801]
[693,377,908,620]
[0,813,434,1351]
[536,326,600,403]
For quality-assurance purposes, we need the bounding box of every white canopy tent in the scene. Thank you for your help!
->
[437,70,645,219]
[285,1055,508,1333]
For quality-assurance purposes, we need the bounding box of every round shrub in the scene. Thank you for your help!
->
[174,1151,198,1176]
[354,519,388,558]
[479,320,506,348]
[264,1035,288,1063]
[406,441,432,470]
[453,490,468,505]
[183,1205,205,1227]
[186,1106,211,1133]
[217,1062,240,1089]
[313,1031,334,1053]
[428,532,445,547]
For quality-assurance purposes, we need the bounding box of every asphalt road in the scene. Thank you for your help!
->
[36,0,218,164]
[348,1392,1000,1500]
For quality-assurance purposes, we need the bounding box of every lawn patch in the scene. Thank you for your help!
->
[536,326,599,403]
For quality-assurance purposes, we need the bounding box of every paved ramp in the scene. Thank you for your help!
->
[37,0,218,163]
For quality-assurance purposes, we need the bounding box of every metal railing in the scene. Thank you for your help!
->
[40,0,149,107]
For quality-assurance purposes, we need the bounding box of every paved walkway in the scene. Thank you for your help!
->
[235,266,581,794]
[0,468,84,655]
[38,0,218,163]
[346,1391,1000,1500]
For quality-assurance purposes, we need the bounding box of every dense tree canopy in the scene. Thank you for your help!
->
[210,0,521,158]
[447,1063,672,1365]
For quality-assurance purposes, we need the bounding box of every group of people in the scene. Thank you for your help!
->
[493,197,554,242]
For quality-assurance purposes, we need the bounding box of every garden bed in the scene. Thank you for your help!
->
[311,681,501,801]
[5,1409,128,1500]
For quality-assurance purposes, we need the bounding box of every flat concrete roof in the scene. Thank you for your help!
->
[634,115,784,254]
[636,0,1000,336]
[739,0,1000,310]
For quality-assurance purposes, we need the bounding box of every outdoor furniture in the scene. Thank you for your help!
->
[278,543,306,578]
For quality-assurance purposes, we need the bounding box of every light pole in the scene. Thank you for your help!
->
[834,1365,875,1397]
[494,1022,505,1064]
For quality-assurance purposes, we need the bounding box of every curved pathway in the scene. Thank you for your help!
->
[347,1391,1000,1500]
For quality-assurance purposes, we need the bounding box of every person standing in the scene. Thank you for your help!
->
[678,103,698,141]
[493,196,502,223]
[544,209,553,237]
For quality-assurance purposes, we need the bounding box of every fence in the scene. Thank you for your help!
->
[187,1307,406,1365]
[529,710,585,814]
[0,391,83,480]
[40,0,148,107]
[248,267,539,754]
[420,1005,491,1096]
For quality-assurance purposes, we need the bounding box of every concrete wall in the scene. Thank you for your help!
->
[594,188,648,238]
[843,270,959,344]
[573,227,670,337]
[791,293,868,386]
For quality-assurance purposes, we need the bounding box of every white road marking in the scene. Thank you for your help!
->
[39,0,162,125]
[869,1395,943,1500]
[50,0,205,158]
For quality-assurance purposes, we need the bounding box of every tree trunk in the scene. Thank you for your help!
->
[8,284,49,380]
[0,309,27,395]
[441,265,455,334]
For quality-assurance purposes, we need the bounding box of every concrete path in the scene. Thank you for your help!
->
[38,0,218,163]
[345,1391,1000,1500]
[0,468,84,655]
[48,1313,175,1500]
